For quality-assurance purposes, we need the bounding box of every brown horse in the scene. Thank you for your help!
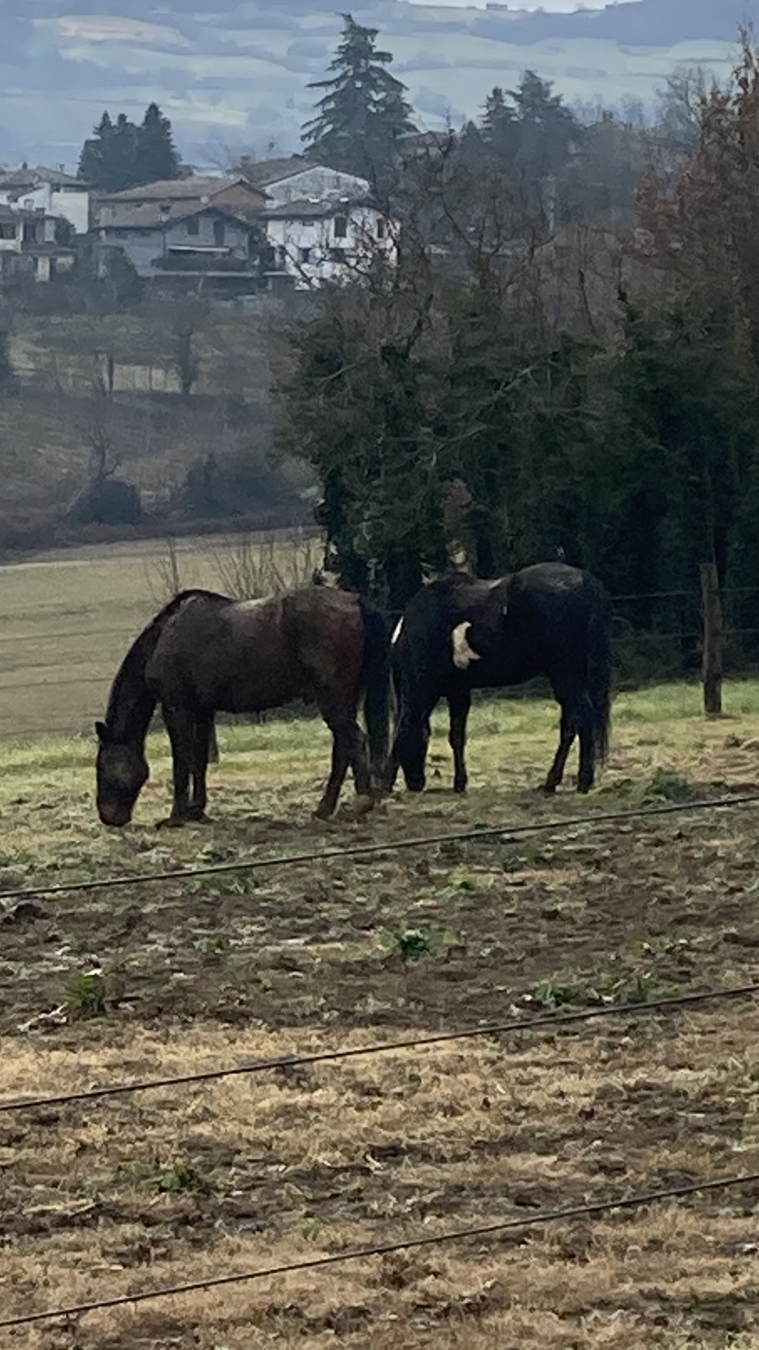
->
[96,586,390,827]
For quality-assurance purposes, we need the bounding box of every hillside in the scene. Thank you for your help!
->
[2,1,742,168]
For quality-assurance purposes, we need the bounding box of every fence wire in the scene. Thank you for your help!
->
[2,1169,758,1329]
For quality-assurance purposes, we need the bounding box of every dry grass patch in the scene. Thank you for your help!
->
[3,1012,759,1347]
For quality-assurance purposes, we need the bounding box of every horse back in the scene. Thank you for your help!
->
[282,586,364,692]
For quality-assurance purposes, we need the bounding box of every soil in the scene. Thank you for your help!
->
[2,726,759,1348]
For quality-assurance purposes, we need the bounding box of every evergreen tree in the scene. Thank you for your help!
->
[78,104,181,190]
[78,112,114,186]
[137,103,181,183]
[302,14,416,179]
[480,87,518,163]
[509,70,580,180]
[108,114,140,190]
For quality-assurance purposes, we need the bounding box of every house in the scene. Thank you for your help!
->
[235,156,396,288]
[95,174,266,225]
[263,195,396,290]
[0,165,90,235]
[0,205,77,281]
[93,176,267,285]
[238,155,372,209]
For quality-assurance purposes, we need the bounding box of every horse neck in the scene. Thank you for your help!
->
[106,626,162,747]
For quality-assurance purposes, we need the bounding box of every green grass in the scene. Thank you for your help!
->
[0,533,320,739]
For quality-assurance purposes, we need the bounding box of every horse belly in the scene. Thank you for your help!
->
[206,649,305,713]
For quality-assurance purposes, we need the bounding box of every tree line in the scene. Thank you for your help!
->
[275,20,759,659]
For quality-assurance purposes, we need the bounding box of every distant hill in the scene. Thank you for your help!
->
[0,1,744,169]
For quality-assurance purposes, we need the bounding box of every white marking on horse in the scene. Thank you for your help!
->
[391,618,404,646]
[452,622,481,670]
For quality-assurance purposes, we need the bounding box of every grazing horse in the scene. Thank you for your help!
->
[96,586,390,828]
[389,562,612,796]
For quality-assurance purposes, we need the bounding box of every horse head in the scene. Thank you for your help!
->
[95,721,149,827]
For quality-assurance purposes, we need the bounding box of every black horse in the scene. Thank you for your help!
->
[389,562,612,795]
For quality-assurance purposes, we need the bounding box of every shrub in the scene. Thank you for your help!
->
[68,477,142,526]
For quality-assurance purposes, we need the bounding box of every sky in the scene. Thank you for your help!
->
[406,1,612,9]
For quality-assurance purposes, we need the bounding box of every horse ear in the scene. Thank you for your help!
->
[95,721,109,744]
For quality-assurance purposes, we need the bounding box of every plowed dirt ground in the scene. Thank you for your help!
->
[2,683,759,1349]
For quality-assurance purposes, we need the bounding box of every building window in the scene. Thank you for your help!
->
[0,223,16,240]
[377,217,386,240]
[187,216,199,236]
[333,215,348,239]
[299,247,311,264]
[213,220,225,247]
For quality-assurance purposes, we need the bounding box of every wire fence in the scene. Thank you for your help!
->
[1,790,757,906]
[3,980,757,1116]
[2,583,759,741]
[2,615,759,1329]
[2,1169,758,1330]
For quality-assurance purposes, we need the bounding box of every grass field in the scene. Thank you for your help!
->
[0,532,322,738]
[2,681,759,1348]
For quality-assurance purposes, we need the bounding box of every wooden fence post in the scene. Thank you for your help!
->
[700,561,724,716]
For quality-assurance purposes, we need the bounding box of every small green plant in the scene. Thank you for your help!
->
[644,767,693,803]
[298,1215,321,1241]
[195,934,231,960]
[532,966,679,1011]
[65,970,110,1020]
[189,873,250,897]
[156,1158,204,1194]
[394,928,431,962]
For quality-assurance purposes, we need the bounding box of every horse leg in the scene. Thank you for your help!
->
[208,720,219,765]
[158,703,195,827]
[577,717,596,794]
[393,694,435,793]
[350,723,372,798]
[186,708,214,821]
[314,719,355,818]
[448,687,471,793]
[544,705,575,794]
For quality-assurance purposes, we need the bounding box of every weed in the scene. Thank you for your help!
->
[531,966,679,1011]
[65,970,110,1020]
[195,935,231,961]
[378,927,433,963]
[156,1157,205,1194]
[298,1215,322,1241]
[395,928,432,962]
[643,767,693,803]
[189,873,250,898]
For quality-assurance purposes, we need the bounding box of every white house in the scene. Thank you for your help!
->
[263,194,396,289]
[0,204,77,281]
[239,157,396,288]
[0,166,91,236]
[240,155,374,209]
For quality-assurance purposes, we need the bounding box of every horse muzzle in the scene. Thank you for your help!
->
[97,798,133,827]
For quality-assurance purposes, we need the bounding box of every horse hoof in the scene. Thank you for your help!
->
[540,783,557,796]
[453,781,467,794]
[155,816,186,830]
[312,805,334,821]
[353,794,375,816]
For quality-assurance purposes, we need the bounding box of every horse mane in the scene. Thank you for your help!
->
[105,589,232,740]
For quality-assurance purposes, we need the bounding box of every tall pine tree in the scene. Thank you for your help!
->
[78,104,181,190]
[480,87,518,163]
[302,14,416,179]
[138,103,181,183]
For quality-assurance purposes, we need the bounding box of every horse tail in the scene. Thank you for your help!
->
[585,583,612,765]
[358,598,391,782]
